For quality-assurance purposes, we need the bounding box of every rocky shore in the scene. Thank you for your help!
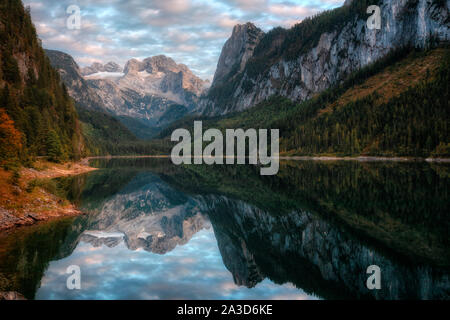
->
[0,160,96,232]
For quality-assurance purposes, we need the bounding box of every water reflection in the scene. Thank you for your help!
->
[0,158,448,299]
[36,229,315,300]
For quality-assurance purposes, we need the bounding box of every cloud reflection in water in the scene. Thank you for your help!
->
[36,229,317,300]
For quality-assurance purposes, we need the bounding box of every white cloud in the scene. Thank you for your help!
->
[24,0,344,79]
[268,4,317,18]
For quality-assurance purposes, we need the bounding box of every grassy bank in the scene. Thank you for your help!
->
[0,160,96,231]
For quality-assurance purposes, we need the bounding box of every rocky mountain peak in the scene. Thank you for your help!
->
[144,55,178,73]
[45,49,82,77]
[47,50,208,133]
[121,55,207,97]
[212,22,264,87]
[81,61,123,75]
[200,0,449,115]
[122,58,141,74]
[104,61,122,72]
[232,22,260,35]
[45,49,108,112]
[124,55,179,75]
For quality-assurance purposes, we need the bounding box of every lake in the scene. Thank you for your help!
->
[0,158,449,300]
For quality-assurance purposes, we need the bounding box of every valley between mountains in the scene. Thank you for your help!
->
[0,0,450,302]
[43,0,450,160]
[0,0,449,230]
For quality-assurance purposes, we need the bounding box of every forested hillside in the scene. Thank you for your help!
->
[200,0,449,115]
[207,0,381,109]
[76,105,172,156]
[277,48,449,157]
[0,0,84,165]
[161,46,449,158]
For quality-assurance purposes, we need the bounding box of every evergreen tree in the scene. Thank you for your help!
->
[0,0,85,163]
[2,52,21,84]
[46,129,63,162]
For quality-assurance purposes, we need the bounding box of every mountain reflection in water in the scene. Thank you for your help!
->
[0,158,448,300]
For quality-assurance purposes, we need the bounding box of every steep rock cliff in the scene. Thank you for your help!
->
[45,49,106,112]
[200,0,449,115]
[212,22,265,87]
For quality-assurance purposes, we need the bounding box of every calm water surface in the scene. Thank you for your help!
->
[0,158,449,299]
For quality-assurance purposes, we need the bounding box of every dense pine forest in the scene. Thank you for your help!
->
[277,47,450,157]
[76,106,171,156]
[0,0,85,166]
[166,46,448,158]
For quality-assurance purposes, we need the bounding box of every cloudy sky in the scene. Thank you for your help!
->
[24,0,344,80]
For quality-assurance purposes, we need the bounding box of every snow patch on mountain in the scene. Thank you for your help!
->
[84,72,125,80]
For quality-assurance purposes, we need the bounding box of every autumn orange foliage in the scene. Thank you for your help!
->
[0,108,22,162]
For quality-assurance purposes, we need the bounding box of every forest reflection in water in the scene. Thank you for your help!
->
[0,158,448,299]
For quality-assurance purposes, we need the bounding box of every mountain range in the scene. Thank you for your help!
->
[48,0,448,140]
[156,0,449,158]
[46,50,210,139]
[1,0,449,164]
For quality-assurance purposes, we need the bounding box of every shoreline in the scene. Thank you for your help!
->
[280,156,450,162]
[2,154,448,232]
[0,160,97,232]
[84,155,450,163]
